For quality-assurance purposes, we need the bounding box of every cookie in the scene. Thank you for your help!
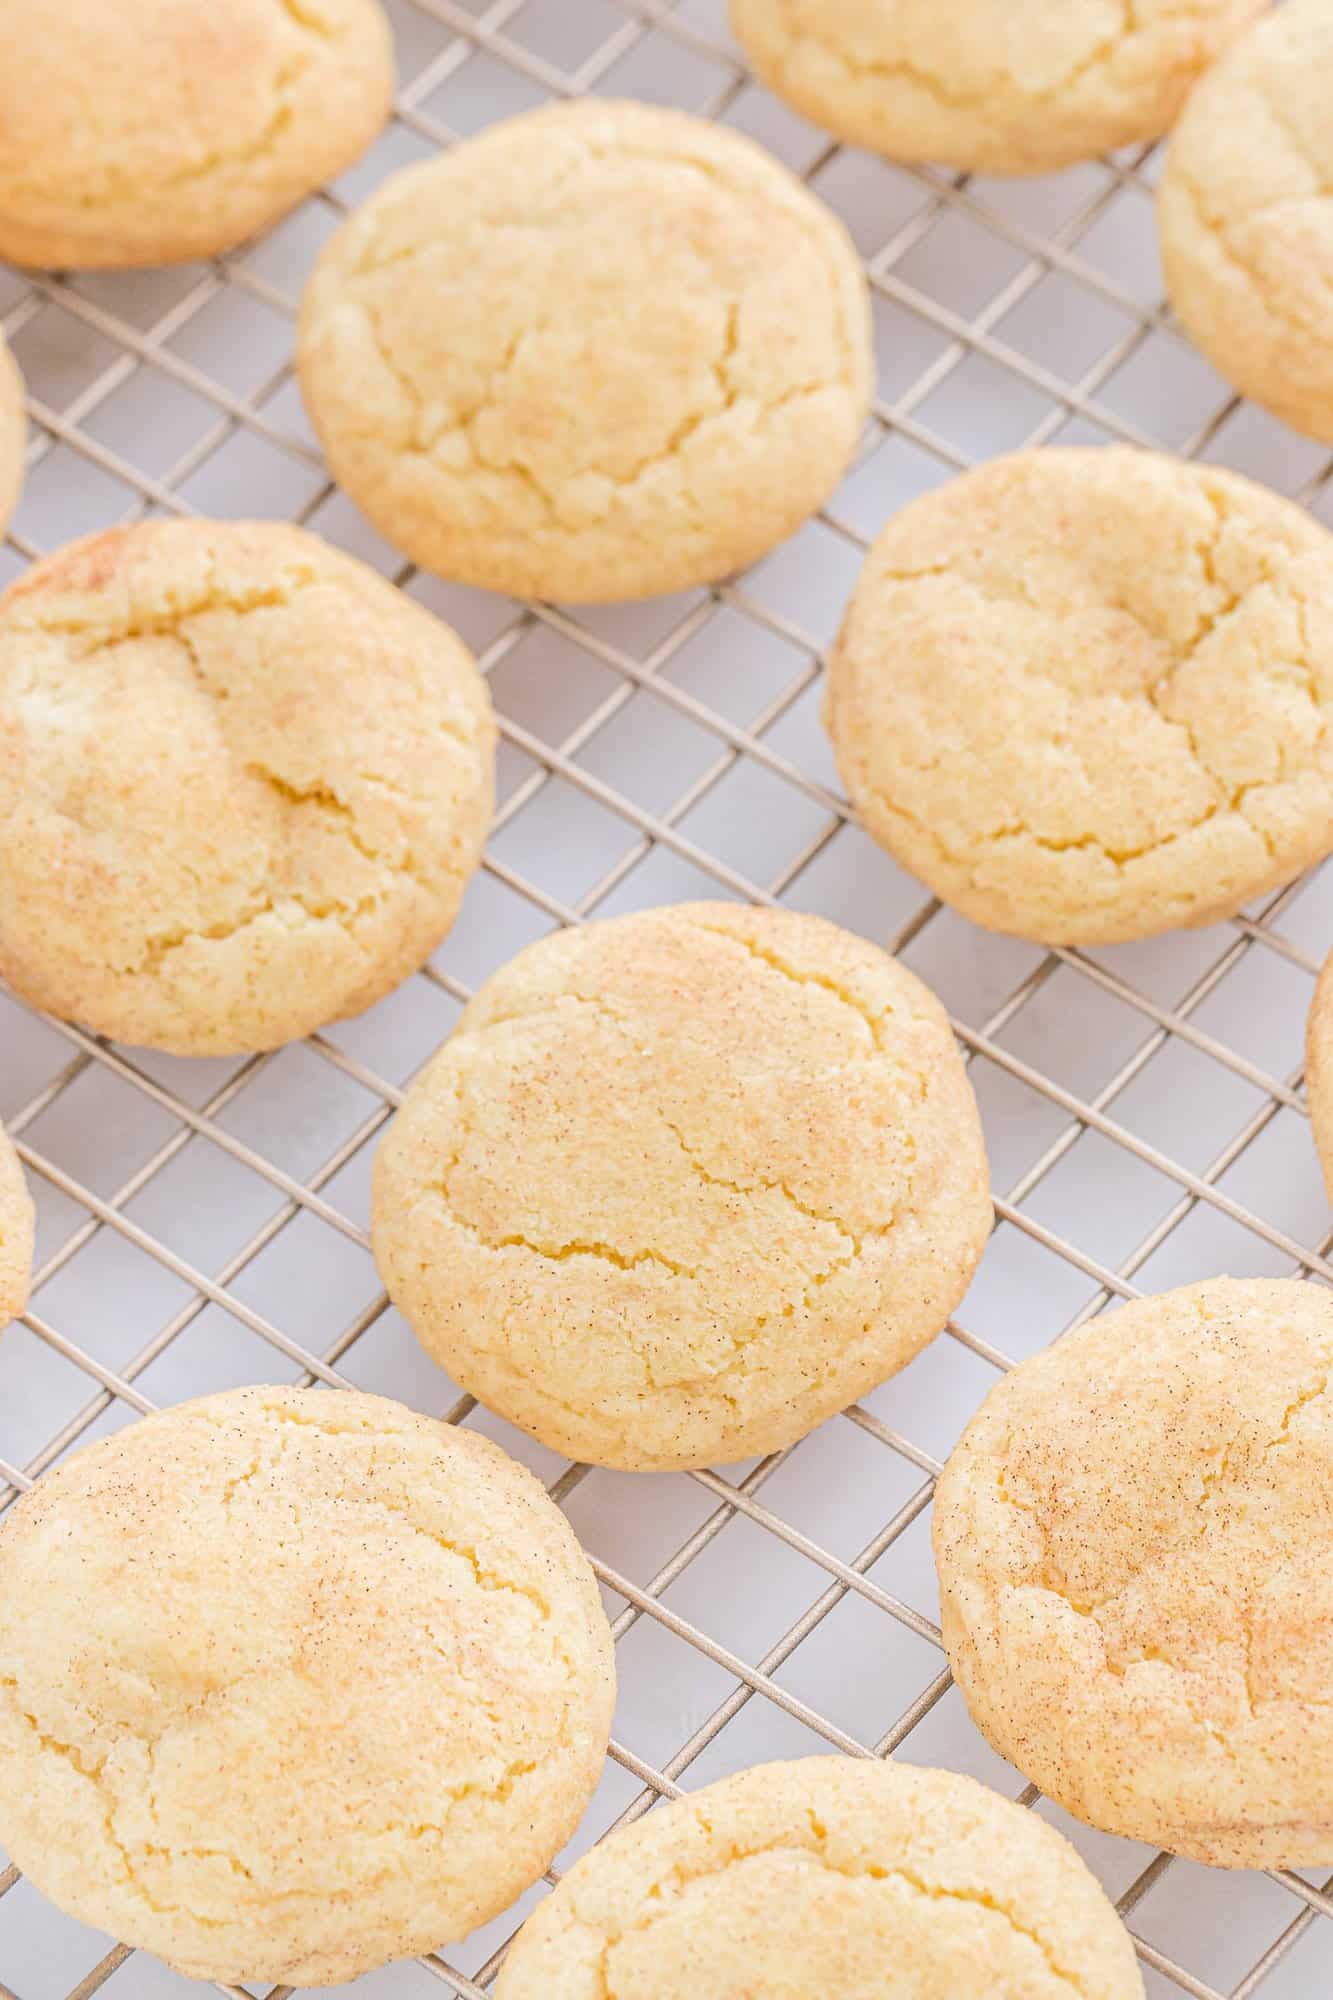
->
[1160,0,1333,443]
[0,0,393,269]
[0,1121,33,1328]
[298,99,873,604]
[935,1276,1333,1868]
[373,903,991,1471]
[0,335,26,538]
[0,1385,616,1986]
[826,447,1333,945]
[495,1756,1144,1999]
[0,519,495,1055]
[731,0,1265,178]
[1308,950,1333,1205]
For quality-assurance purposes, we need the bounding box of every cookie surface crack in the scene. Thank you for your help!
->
[685,916,883,1048]
[5,558,481,987]
[386,299,844,536]
[276,0,337,35]
[663,1114,864,1247]
[227,1413,560,1619]
[421,1102,896,1398]
[586,1826,1090,1997]
[432,1208,698,1281]
[994,1337,1333,1705]
[0,1681,235,1928]
[850,478,1321,885]
[768,0,1141,116]
[1169,166,1330,343]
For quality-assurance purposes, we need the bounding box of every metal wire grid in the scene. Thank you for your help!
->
[0,1,1331,1996]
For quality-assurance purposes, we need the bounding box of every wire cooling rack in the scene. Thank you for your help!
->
[2,2,1332,1996]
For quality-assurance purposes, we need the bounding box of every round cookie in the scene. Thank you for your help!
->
[0,1122,33,1328]
[0,1385,616,1987]
[0,0,393,269]
[731,0,1266,178]
[373,903,991,1471]
[826,447,1333,945]
[0,336,26,538]
[495,1756,1144,1999]
[1160,0,1333,444]
[935,1276,1333,1868]
[0,519,495,1055]
[1308,950,1333,1205]
[298,99,873,604]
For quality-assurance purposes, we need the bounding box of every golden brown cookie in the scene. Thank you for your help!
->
[495,1756,1144,1999]
[0,1386,616,1986]
[0,0,394,268]
[0,1120,33,1327]
[298,99,873,603]
[1160,0,1333,443]
[732,0,1266,177]
[935,1276,1333,1868]
[826,447,1333,944]
[373,902,991,1471]
[0,520,495,1055]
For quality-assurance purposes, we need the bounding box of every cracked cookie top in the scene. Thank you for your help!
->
[0,519,495,1054]
[1307,950,1333,1206]
[0,1121,33,1330]
[730,0,1265,177]
[935,1276,1333,1868]
[372,902,991,1471]
[825,447,1333,946]
[297,99,873,604]
[0,1384,616,1987]
[1160,0,1333,443]
[495,1755,1144,1998]
[0,336,24,540]
[0,0,393,269]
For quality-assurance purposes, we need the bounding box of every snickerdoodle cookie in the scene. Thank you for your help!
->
[1308,950,1333,1204]
[0,1385,616,1986]
[298,99,873,603]
[1160,0,1333,443]
[0,519,495,1055]
[935,1276,1333,1868]
[373,903,991,1471]
[0,336,25,538]
[0,1122,33,1327]
[826,447,1333,944]
[495,1756,1144,1999]
[731,0,1265,177]
[0,0,393,269]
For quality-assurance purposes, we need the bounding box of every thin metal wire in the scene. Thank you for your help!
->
[0,4,1329,1999]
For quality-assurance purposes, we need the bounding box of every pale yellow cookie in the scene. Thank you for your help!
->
[826,447,1333,945]
[0,1121,33,1328]
[0,1385,616,1987]
[298,99,873,603]
[1160,0,1333,443]
[731,0,1266,177]
[0,520,495,1055]
[935,1276,1333,1868]
[373,903,991,1471]
[0,335,26,538]
[1308,950,1333,1204]
[0,0,393,269]
[495,1756,1144,1999]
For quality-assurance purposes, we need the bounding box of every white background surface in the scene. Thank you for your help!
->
[2,3,1332,1996]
